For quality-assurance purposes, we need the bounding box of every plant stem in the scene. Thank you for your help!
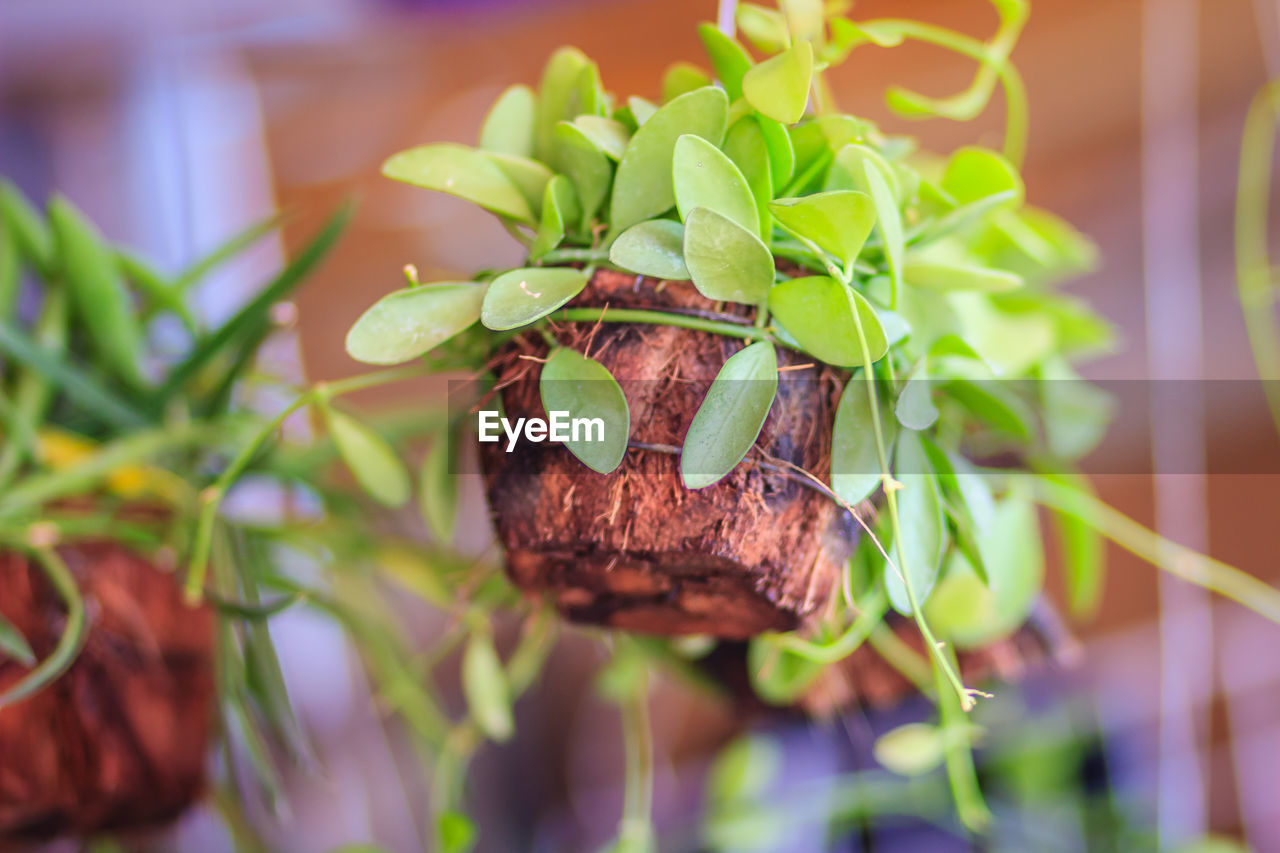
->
[776,586,888,663]
[618,655,654,851]
[1032,474,1280,625]
[0,547,87,708]
[540,247,611,264]
[555,307,778,345]
[934,648,991,831]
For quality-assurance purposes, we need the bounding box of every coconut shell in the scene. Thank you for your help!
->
[480,269,852,639]
[0,543,215,841]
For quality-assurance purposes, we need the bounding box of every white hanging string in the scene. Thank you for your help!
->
[1140,0,1212,844]
[718,0,737,37]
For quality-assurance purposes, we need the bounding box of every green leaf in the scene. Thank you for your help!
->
[540,347,631,474]
[462,626,514,742]
[420,439,458,542]
[943,378,1033,441]
[683,207,773,305]
[707,734,782,805]
[47,197,146,388]
[864,160,904,301]
[830,143,900,200]
[609,219,689,280]
[484,153,552,219]
[950,292,1056,375]
[921,444,994,585]
[831,372,897,505]
[480,267,589,330]
[722,118,775,241]
[535,47,605,161]
[737,3,791,52]
[681,341,777,489]
[345,283,484,365]
[770,191,875,265]
[742,41,813,124]
[479,84,536,157]
[941,146,1024,206]
[673,134,760,234]
[0,181,55,277]
[0,224,18,319]
[382,144,533,223]
[662,62,713,103]
[627,96,658,126]
[756,116,795,194]
[697,23,754,101]
[1042,471,1105,617]
[925,490,1044,648]
[768,276,886,366]
[552,121,612,230]
[895,371,938,430]
[0,614,34,667]
[873,723,947,776]
[886,431,945,614]
[610,87,729,235]
[573,116,630,160]
[437,811,478,853]
[324,406,412,507]
[1039,357,1112,459]
[529,175,581,260]
[903,260,1022,293]
[746,635,826,704]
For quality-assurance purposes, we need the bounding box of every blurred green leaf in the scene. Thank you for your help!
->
[942,146,1024,206]
[903,260,1021,292]
[479,84,536,158]
[0,614,34,667]
[324,406,412,508]
[529,175,581,260]
[683,207,773,304]
[832,371,897,505]
[673,134,759,235]
[0,180,55,277]
[707,734,782,805]
[48,196,146,388]
[697,23,753,101]
[420,438,458,543]
[943,377,1034,441]
[480,267,588,330]
[681,341,777,489]
[895,371,939,430]
[737,3,791,53]
[886,431,945,614]
[484,152,552,220]
[742,41,813,124]
[437,811,477,853]
[535,47,605,161]
[1042,470,1105,617]
[610,87,729,234]
[864,160,904,302]
[345,283,484,365]
[540,347,630,473]
[873,723,946,776]
[609,219,689,280]
[462,626,514,742]
[662,62,712,103]
[383,144,533,223]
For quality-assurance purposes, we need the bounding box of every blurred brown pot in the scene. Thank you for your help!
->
[481,269,854,640]
[0,542,215,841]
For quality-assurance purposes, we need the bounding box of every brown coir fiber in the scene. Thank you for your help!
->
[481,269,853,639]
[0,543,215,841]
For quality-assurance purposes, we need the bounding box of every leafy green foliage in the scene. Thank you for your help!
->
[681,342,777,489]
[674,134,760,234]
[383,144,534,222]
[323,404,412,508]
[683,207,774,304]
[481,267,588,329]
[609,220,690,280]
[768,276,884,366]
[539,347,630,473]
[345,283,484,365]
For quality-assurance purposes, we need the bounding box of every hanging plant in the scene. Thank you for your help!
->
[0,186,456,843]
[132,0,1279,847]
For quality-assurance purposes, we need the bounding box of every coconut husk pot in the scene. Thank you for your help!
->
[481,269,855,639]
[0,542,215,841]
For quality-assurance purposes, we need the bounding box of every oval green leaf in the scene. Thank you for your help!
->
[383,144,533,223]
[767,276,886,366]
[552,121,612,230]
[683,207,774,305]
[756,115,795,193]
[345,282,484,365]
[484,152,552,219]
[681,341,777,489]
[722,118,775,241]
[573,116,630,160]
[540,347,631,474]
[535,47,605,160]
[903,260,1022,292]
[742,41,813,124]
[420,439,458,543]
[529,175,580,260]
[609,219,689,280]
[325,406,411,507]
[462,628,514,742]
[873,723,946,777]
[479,84,536,157]
[886,431,944,614]
[697,23,753,101]
[481,267,588,330]
[942,146,1025,206]
[894,371,939,430]
[662,62,713,103]
[673,134,760,235]
[770,190,875,265]
[610,87,729,235]
[831,372,897,505]
[864,160,904,301]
